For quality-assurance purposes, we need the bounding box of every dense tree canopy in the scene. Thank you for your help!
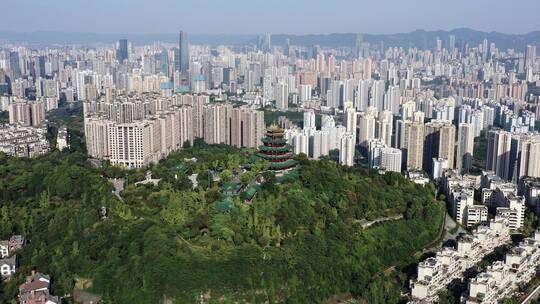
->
[0,144,443,303]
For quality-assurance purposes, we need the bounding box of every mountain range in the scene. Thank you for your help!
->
[1,28,539,50]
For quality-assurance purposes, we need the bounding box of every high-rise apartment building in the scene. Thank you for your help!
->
[518,135,540,179]
[376,110,393,146]
[8,99,45,127]
[358,112,376,146]
[423,120,456,172]
[487,130,513,180]
[405,121,425,170]
[84,94,263,167]
[339,133,355,166]
[343,108,357,144]
[456,123,474,172]
[526,44,536,68]
[275,82,289,110]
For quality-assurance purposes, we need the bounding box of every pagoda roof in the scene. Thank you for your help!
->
[269,159,298,170]
[266,122,284,133]
[262,137,287,144]
[214,198,233,212]
[259,144,292,152]
[257,153,293,160]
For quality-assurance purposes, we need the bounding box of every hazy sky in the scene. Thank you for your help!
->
[5,0,540,35]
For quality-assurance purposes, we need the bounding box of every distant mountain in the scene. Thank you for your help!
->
[0,31,256,47]
[1,28,540,50]
[272,28,540,51]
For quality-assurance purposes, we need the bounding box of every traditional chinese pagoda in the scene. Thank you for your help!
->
[256,123,298,173]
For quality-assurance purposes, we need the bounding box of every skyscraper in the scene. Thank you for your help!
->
[9,52,21,80]
[526,44,536,68]
[303,110,316,130]
[518,135,540,179]
[423,120,456,172]
[405,121,425,171]
[456,123,474,172]
[339,133,355,166]
[486,130,513,180]
[372,80,385,111]
[355,79,369,111]
[344,108,358,144]
[376,110,393,147]
[449,35,456,53]
[358,112,376,147]
[275,82,289,110]
[178,31,189,73]
[116,39,129,63]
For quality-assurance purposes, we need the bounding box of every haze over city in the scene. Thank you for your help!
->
[4,0,540,34]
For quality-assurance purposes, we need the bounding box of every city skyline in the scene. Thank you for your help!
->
[4,0,540,35]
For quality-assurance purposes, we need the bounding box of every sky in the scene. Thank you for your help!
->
[4,0,540,35]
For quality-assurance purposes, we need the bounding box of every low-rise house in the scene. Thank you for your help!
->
[9,235,25,252]
[0,240,9,258]
[19,271,60,304]
[0,256,16,278]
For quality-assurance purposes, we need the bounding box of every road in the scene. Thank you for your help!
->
[108,178,125,201]
[522,283,540,304]
[360,214,404,228]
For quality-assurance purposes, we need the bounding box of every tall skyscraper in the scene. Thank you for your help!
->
[116,39,129,63]
[258,33,271,52]
[303,110,316,130]
[405,121,425,170]
[526,44,537,68]
[344,108,358,144]
[486,130,513,180]
[178,31,189,73]
[449,35,456,53]
[456,123,474,172]
[355,80,369,111]
[518,136,540,179]
[358,112,376,147]
[275,82,289,110]
[339,133,355,166]
[423,120,456,172]
[372,80,385,111]
[376,110,393,147]
[9,52,21,80]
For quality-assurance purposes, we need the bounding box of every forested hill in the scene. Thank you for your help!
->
[0,144,444,303]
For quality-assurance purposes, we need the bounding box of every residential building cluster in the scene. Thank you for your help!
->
[465,230,540,304]
[284,110,357,166]
[0,235,25,280]
[0,124,49,157]
[410,217,511,302]
[84,92,264,168]
[1,32,539,175]
[441,170,526,230]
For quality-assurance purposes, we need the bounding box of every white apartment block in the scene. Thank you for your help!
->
[410,217,511,302]
[465,230,540,304]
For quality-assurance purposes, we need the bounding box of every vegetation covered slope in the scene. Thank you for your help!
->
[0,144,443,303]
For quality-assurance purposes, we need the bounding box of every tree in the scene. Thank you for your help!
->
[197,170,213,190]
[160,194,189,228]
[220,169,233,183]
